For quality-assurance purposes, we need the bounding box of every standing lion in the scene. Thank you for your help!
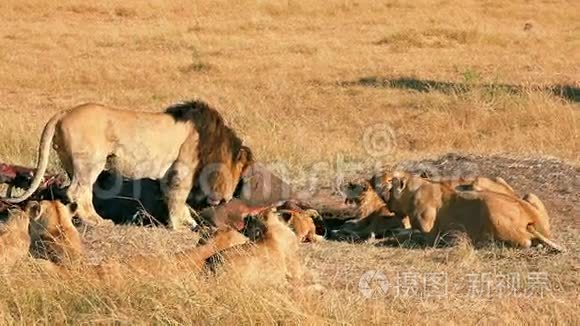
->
[2,100,253,230]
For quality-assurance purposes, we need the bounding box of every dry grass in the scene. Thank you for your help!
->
[0,0,578,324]
[1,236,578,324]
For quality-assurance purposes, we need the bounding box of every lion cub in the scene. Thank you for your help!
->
[0,205,32,268]
[336,178,410,241]
[342,179,387,218]
[279,209,324,243]
[205,209,302,283]
[28,200,84,265]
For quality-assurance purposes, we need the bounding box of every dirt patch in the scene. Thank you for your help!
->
[79,153,578,262]
[386,153,579,230]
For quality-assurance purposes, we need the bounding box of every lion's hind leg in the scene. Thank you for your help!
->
[66,158,107,226]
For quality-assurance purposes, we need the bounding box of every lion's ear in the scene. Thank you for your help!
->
[237,146,253,164]
[242,215,252,226]
[377,183,390,202]
[305,209,321,221]
[6,208,20,218]
[392,176,408,190]
[361,182,369,191]
[278,210,294,223]
[390,177,407,199]
[25,201,43,221]
[68,202,78,215]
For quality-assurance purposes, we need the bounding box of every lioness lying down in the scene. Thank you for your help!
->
[0,199,84,269]
[40,225,249,280]
[384,172,564,251]
[334,179,410,241]
[0,204,32,268]
[342,179,387,218]
[100,226,249,277]
[205,209,303,283]
[28,200,84,265]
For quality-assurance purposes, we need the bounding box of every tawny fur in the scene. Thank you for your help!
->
[386,172,563,251]
[342,180,385,218]
[280,209,324,243]
[199,199,270,230]
[28,200,84,266]
[456,176,551,238]
[90,226,248,278]
[205,209,303,284]
[455,176,516,196]
[0,206,32,268]
[112,226,249,276]
[339,179,411,240]
[2,101,253,230]
[39,226,249,280]
[521,193,551,237]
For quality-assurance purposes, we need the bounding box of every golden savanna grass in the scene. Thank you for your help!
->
[0,0,578,324]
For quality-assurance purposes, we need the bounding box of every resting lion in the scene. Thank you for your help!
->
[106,226,249,277]
[2,101,253,230]
[335,179,410,241]
[455,176,515,196]
[205,209,303,283]
[385,172,564,251]
[342,179,385,218]
[375,171,515,199]
[0,205,32,268]
[39,225,248,281]
[28,200,84,265]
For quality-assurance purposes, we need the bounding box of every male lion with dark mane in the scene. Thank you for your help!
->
[2,100,253,230]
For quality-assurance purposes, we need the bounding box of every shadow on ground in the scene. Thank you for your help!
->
[340,77,580,103]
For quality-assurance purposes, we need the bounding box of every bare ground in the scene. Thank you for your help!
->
[82,153,579,258]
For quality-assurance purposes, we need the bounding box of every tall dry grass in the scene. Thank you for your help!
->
[0,0,578,171]
[1,237,578,324]
[0,0,578,324]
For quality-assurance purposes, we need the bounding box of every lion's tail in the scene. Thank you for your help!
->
[2,111,66,203]
[527,224,566,253]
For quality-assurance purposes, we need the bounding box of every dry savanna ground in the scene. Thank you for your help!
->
[0,0,578,324]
